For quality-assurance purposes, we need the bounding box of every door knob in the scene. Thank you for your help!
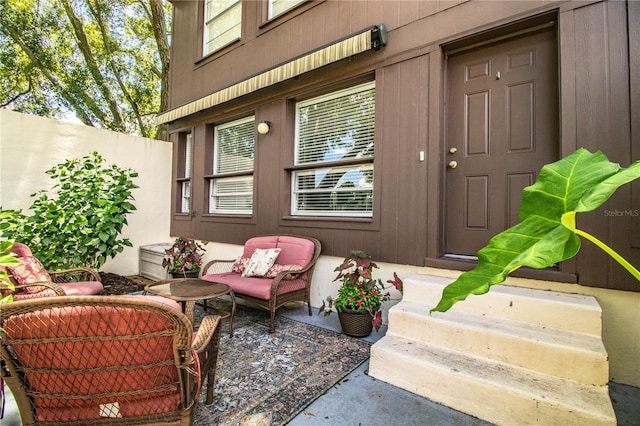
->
[449,147,458,154]
[448,160,458,169]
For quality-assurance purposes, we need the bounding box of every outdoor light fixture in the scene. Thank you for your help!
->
[257,121,271,134]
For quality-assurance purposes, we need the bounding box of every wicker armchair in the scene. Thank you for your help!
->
[3,243,103,301]
[0,295,222,425]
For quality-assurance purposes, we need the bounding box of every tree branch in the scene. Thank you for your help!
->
[61,0,125,131]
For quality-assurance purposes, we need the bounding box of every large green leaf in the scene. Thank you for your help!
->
[431,149,640,313]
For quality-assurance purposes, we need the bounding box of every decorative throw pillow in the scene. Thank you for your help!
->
[265,264,302,278]
[242,248,281,278]
[7,256,52,293]
[232,256,250,274]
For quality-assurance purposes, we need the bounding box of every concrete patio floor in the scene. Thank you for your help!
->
[3,303,639,425]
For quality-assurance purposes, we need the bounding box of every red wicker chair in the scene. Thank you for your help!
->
[1,242,103,301]
[0,295,222,425]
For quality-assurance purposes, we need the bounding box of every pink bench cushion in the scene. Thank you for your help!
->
[201,272,306,299]
[241,236,315,267]
[4,303,191,421]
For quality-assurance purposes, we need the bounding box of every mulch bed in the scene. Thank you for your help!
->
[99,272,154,295]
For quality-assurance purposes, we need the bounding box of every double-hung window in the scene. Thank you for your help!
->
[209,116,255,214]
[268,0,305,20]
[293,82,376,217]
[203,0,242,56]
[178,133,193,214]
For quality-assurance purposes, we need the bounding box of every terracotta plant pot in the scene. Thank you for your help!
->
[337,308,375,337]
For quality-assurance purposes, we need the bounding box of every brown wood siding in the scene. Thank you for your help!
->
[631,0,640,250]
[166,0,638,291]
[560,1,639,291]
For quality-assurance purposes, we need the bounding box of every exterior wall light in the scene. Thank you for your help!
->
[257,121,271,134]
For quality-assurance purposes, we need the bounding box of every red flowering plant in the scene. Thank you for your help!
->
[319,250,403,332]
[162,237,206,273]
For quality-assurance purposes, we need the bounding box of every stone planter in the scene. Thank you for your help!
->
[337,308,375,337]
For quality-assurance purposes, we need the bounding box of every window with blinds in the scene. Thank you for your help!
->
[209,116,255,214]
[293,82,375,217]
[179,133,192,214]
[203,0,242,56]
[268,0,305,20]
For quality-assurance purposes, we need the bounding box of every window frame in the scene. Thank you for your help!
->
[176,132,193,214]
[202,0,242,57]
[267,0,306,20]
[207,115,256,216]
[290,81,376,219]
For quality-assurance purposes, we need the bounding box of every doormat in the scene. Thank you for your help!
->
[192,301,371,426]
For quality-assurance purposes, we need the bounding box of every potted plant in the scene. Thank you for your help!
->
[162,237,205,278]
[319,250,403,337]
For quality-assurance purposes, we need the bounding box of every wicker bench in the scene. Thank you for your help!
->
[200,235,321,333]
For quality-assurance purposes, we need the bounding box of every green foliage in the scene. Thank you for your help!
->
[0,0,171,138]
[431,149,640,313]
[319,250,403,331]
[0,152,138,270]
[0,216,22,303]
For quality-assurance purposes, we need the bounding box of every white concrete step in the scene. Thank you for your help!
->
[403,274,603,336]
[387,300,609,385]
[370,334,616,426]
[369,274,615,425]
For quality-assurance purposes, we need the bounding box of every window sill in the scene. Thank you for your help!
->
[202,213,255,225]
[280,215,378,231]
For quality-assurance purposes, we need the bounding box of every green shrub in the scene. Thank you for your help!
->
[0,152,138,270]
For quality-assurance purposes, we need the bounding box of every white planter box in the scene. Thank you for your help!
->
[139,243,172,281]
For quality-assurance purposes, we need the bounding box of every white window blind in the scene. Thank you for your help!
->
[210,116,255,214]
[210,176,253,214]
[214,116,255,174]
[293,82,375,217]
[181,181,191,213]
[296,82,376,165]
[203,0,242,55]
[268,0,305,19]
[179,133,192,214]
[292,164,373,216]
[184,133,192,178]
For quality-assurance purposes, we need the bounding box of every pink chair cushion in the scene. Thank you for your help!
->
[9,242,33,258]
[58,281,104,296]
[202,236,314,301]
[241,236,315,268]
[119,294,182,312]
[7,256,52,293]
[201,272,306,300]
[272,236,315,266]
[4,304,191,421]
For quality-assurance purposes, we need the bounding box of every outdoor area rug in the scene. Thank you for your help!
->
[192,300,372,426]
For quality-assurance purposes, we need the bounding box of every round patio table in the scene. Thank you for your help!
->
[143,278,236,336]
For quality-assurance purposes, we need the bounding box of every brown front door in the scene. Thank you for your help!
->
[445,29,559,257]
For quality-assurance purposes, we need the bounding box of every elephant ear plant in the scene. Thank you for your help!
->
[432,148,640,314]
